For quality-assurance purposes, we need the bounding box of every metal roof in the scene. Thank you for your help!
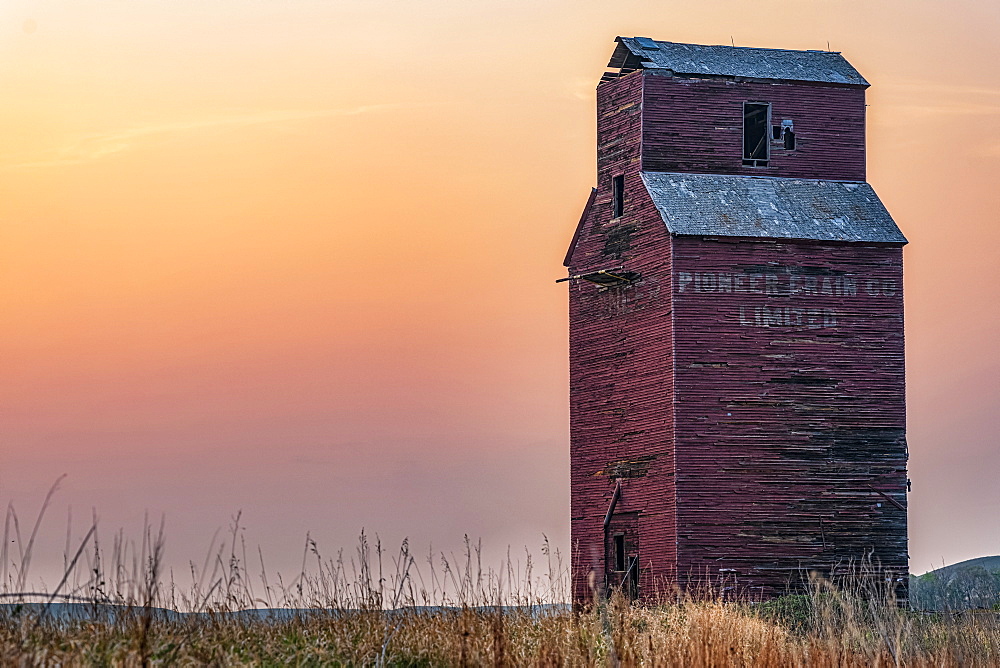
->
[640,172,906,243]
[610,37,869,87]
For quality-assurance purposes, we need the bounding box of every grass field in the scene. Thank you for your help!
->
[3,486,1000,665]
[4,587,1000,666]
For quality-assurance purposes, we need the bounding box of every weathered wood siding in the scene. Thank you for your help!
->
[641,73,867,181]
[596,71,643,201]
[567,183,678,603]
[569,71,678,601]
[670,236,907,596]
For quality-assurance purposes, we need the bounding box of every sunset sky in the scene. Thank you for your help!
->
[2,0,999,589]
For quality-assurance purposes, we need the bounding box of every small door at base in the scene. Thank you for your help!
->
[605,512,639,598]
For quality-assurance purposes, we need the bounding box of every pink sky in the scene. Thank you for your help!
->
[1,0,999,589]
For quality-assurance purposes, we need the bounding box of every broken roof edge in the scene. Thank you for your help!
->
[608,37,870,88]
[640,171,907,245]
[621,35,850,57]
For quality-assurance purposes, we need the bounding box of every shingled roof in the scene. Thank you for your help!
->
[640,172,906,244]
[609,37,868,87]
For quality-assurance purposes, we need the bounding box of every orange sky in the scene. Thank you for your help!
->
[1,0,998,588]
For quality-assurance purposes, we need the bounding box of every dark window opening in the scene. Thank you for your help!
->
[743,102,770,167]
[772,125,782,140]
[784,128,796,150]
[612,175,625,218]
[613,534,626,571]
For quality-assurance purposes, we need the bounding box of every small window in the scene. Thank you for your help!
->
[784,128,796,150]
[612,175,625,218]
[613,534,626,571]
[771,125,782,140]
[742,102,770,167]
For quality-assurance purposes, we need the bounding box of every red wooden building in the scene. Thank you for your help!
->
[564,38,908,602]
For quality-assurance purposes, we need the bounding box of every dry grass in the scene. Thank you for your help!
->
[4,592,1000,666]
[2,485,1000,666]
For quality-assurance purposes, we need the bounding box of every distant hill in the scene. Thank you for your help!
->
[911,556,1000,610]
[922,556,1000,577]
[0,602,570,623]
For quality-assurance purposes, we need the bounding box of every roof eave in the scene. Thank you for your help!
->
[642,67,870,88]
[667,231,907,246]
